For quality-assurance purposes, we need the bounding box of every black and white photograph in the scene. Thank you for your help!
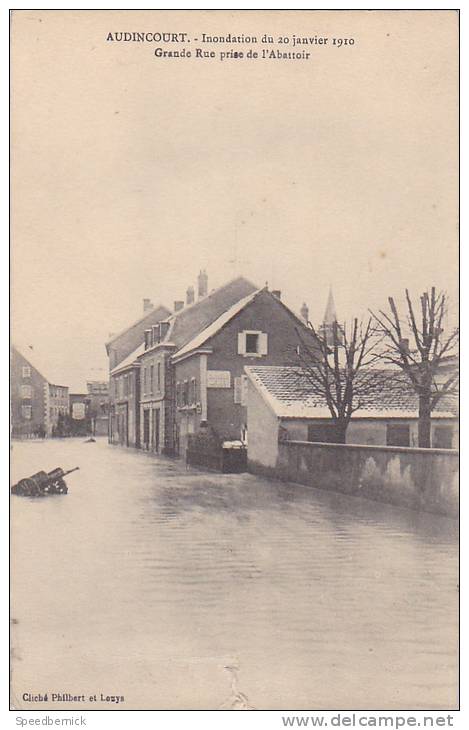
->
[9,8,459,716]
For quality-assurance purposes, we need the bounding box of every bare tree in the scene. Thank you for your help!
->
[370,287,459,448]
[294,318,384,443]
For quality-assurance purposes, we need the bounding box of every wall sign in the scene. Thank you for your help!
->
[72,402,86,420]
[207,370,231,388]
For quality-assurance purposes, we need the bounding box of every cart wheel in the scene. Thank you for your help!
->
[16,478,40,497]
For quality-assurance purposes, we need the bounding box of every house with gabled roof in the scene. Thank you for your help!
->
[11,345,70,437]
[244,365,458,471]
[135,274,319,456]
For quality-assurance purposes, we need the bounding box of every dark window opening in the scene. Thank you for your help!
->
[245,333,259,354]
[386,424,410,447]
[433,426,453,449]
[307,423,341,444]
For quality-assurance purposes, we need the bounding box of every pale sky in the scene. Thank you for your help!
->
[11,10,459,386]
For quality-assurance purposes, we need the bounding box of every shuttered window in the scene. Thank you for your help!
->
[234,375,249,406]
[237,331,268,357]
[234,377,242,404]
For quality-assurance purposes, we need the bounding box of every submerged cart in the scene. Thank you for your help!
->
[11,467,79,497]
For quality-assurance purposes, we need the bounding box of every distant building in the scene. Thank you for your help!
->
[68,392,90,436]
[109,347,141,447]
[11,345,69,437]
[86,381,109,436]
[244,365,458,472]
[48,383,70,435]
[319,287,343,345]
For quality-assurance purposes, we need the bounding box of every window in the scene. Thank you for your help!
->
[245,333,259,354]
[124,374,129,396]
[237,331,268,357]
[150,364,154,393]
[157,362,161,391]
[182,380,189,406]
[386,424,410,447]
[21,405,32,420]
[307,423,342,444]
[21,385,32,399]
[176,382,181,407]
[22,366,31,378]
[191,377,197,404]
[143,367,147,394]
[433,426,453,449]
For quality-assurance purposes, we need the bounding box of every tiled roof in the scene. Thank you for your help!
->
[110,343,144,375]
[245,366,458,419]
[105,304,172,350]
[173,289,261,360]
[172,286,319,361]
[162,276,258,350]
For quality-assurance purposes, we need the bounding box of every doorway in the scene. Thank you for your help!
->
[143,410,150,450]
[152,409,160,452]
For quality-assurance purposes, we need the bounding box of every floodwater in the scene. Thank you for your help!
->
[10,438,458,710]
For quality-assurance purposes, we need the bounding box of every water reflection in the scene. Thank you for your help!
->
[11,439,458,710]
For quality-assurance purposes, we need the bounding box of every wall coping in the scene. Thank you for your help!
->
[283,440,459,458]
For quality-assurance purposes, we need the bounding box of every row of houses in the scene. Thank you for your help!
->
[106,273,319,454]
[106,272,458,458]
[11,345,109,437]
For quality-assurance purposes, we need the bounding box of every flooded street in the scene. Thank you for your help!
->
[10,438,458,710]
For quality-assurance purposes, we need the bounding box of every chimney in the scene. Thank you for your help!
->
[186,286,195,305]
[160,321,170,340]
[300,302,309,322]
[174,300,184,312]
[143,298,153,313]
[198,269,208,299]
[272,290,281,299]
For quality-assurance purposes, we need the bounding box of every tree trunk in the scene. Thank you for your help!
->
[418,395,432,448]
[335,422,347,444]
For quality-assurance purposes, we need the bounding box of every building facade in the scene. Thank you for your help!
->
[109,351,141,448]
[245,365,459,472]
[134,279,319,457]
[48,383,70,435]
[11,346,70,437]
[107,300,171,447]
[133,275,258,455]
[106,275,320,458]
[11,346,49,437]
[86,381,109,436]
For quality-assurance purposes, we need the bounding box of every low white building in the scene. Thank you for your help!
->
[244,366,458,471]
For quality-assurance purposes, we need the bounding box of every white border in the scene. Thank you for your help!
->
[3,4,465,730]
